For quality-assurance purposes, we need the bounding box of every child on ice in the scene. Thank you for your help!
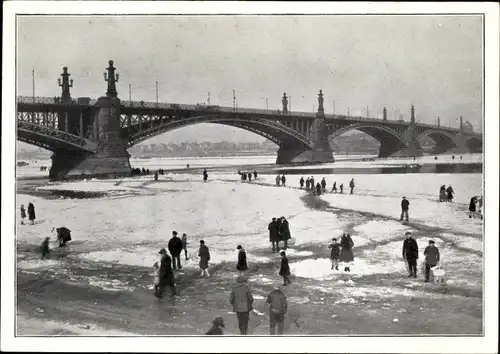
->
[328,238,341,270]
[152,262,160,294]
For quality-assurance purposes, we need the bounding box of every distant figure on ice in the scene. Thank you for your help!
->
[328,237,341,270]
[446,185,454,202]
[281,174,286,187]
[242,173,247,181]
[279,216,291,250]
[268,217,280,252]
[198,240,211,277]
[154,171,158,181]
[248,173,252,182]
[146,168,150,175]
[55,226,72,247]
[321,177,327,192]
[434,156,438,160]
[310,177,315,190]
[339,233,354,272]
[305,177,310,191]
[40,237,50,260]
[279,251,291,286]
[20,204,26,225]
[349,179,355,194]
[236,245,248,271]
[157,248,176,297]
[439,185,447,202]
[229,276,254,335]
[339,183,344,194]
[452,155,455,160]
[182,233,189,260]
[275,174,281,186]
[402,231,419,278]
[203,169,208,182]
[266,283,288,335]
[400,196,410,222]
[27,202,36,225]
[142,167,146,175]
[316,182,322,195]
[254,170,258,179]
[331,182,337,193]
[300,177,304,189]
[424,240,440,283]
[187,164,190,168]
[460,155,463,160]
[168,231,183,270]
[152,261,160,294]
[476,196,483,220]
[205,316,225,335]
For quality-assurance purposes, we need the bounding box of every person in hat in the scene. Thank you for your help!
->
[339,233,354,272]
[400,197,410,222]
[198,240,211,277]
[328,237,341,270]
[423,240,440,282]
[206,316,225,335]
[279,217,291,250]
[56,227,72,247]
[236,245,248,271]
[157,248,176,298]
[266,283,288,335]
[168,231,183,270]
[268,217,280,252]
[279,251,291,286]
[27,202,36,225]
[402,231,419,278]
[229,275,254,335]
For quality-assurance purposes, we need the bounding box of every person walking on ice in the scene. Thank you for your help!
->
[236,245,248,271]
[268,217,280,252]
[198,240,211,277]
[331,182,337,193]
[339,233,354,272]
[400,197,410,222]
[279,251,291,286]
[28,202,36,225]
[275,174,281,186]
[349,178,355,194]
[339,183,344,194]
[168,231,184,270]
[446,185,454,202]
[424,240,440,283]
[281,174,286,187]
[402,231,419,278]
[266,283,288,335]
[328,238,341,270]
[321,178,327,192]
[229,276,254,335]
[20,204,26,225]
[299,177,304,189]
[181,233,189,261]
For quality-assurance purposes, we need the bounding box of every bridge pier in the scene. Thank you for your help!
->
[49,96,131,180]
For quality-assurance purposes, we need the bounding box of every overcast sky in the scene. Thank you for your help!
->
[17,15,483,145]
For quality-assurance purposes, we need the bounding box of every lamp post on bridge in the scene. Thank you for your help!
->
[103,60,119,98]
[58,66,73,102]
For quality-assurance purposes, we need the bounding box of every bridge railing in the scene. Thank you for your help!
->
[17,96,98,105]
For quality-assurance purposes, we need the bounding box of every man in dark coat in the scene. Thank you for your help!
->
[299,177,305,189]
[349,178,355,194]
[236,245,248,271]
[316,183,322,195]
[268,218,280,252]
[248,173,252,182]
[253,170,258,179]
[339,233,354,272]
[400,197,410,222]
[279,217,291,250]
[281,174,286,186]
[56,227,72,247]
[229,276,254,335]
[305,178,310,191]
[203,169,208,182]
[27,202,36,225]
[469,196,477,218]
[40,237,50,260]
[198,240,211,277]
[157,248,176,298]
[402,231,419,278]
[423,240,440,282]
[168,231,184,270]
[321,178,327,192]
[266,284,288,335]
[279,251,291,286]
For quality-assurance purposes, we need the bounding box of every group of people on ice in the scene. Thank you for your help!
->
[299,176,355,196]
[275,174,287,186]
[328,233,355,272]
[20,202,36,225]
[402,231,441,283]
[238,170,258,182]
[267,217,292,252]
[438,185,455,202]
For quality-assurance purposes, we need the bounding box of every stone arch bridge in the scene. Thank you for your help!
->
[16,62,482,180]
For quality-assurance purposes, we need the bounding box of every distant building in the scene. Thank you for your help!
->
[462,120,474,133]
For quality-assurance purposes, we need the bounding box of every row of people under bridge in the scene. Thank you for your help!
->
[238,170,258,182]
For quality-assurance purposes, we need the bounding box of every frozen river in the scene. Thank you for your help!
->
[15,154,483,336]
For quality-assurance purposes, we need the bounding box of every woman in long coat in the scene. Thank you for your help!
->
[439,185,447,202]
[339,233,354,272]
[236,245,248,271]
[279,217,291,250]
[27,202,36,225]
[279,251,291,286]
[157,249,176,298]
[198,240,211,277]
[468,196,477,218]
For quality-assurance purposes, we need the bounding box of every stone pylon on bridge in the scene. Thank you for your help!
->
[276,90,334,164]
[391,105,424,158]
[50,61,131,180]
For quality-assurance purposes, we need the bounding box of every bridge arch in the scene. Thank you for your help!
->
[124,115,313,149]
[328,123,408,157]
[416,129,457,154]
